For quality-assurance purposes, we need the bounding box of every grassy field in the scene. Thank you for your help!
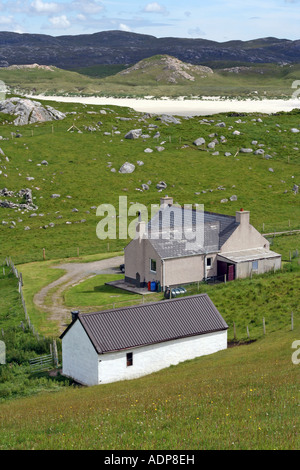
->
[0,97,299,265]
[0,324,298,450]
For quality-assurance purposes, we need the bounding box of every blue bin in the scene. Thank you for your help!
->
[150,281,157,291]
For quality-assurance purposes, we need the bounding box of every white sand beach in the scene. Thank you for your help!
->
[27,94,300,116]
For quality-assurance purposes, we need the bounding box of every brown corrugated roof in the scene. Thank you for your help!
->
[61,294,228,354]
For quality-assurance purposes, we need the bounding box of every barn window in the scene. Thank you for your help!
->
[126,352,133,367]
[206,257,212,268]
[150,259,157,273]
[252,260,258,271]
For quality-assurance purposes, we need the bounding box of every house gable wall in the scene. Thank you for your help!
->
[125,238,162,286]
[220,223,269,253]
[62,320,99,386]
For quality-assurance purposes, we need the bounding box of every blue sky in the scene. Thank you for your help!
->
[0,0,299,41]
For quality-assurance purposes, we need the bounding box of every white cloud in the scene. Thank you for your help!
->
[31,0,61,14]
[119,23,131,32]
[49,14,71,29]
[143,2,168,14]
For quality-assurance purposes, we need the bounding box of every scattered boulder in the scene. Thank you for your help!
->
[119,162,135,174]
[240,148,253,153]
[193,137,206,146]
[291,128,299,133]
[156,181,167,190]
[125,129,142,139]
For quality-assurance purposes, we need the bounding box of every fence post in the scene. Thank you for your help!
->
[52,340,58,367]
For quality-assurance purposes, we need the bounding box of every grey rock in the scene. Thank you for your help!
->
[193,137,206,146]
[254,149,265,155]
[207,142,216,149]
[0,97,66,126]
[119,162,135,174]
[240,148,253,153]
[124,129,142,139]
[291,128,299,133]
[215,122,226,127]
[230,195,238,201]
[156,181,167,190]
[51,194,61,198]
[292,184,299,194]
[144,148,153,153]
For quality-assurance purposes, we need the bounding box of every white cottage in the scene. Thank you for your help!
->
[60,294,228,386]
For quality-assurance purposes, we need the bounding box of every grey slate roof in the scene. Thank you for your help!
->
[61,294,228,354]
[145,206,238,259]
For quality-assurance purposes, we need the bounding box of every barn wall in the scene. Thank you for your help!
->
[236,256,282,279]
[62,320,99,386]
[97,330,227,385]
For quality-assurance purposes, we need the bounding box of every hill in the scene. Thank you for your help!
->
[0,31,299,69]
[0,58,300,98]
[116,55,213,84]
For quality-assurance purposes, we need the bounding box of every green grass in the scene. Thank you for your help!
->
[64,273,160,310]
[0,325,298,449]
[0,268,72,401]
[0,98,299,266]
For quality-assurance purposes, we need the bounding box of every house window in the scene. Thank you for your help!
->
[206,257,212,268]
[126,352,133,367]
[150,259,157,273]
[252,260,258,271]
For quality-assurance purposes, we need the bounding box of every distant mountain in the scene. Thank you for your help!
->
[0,31,299,69]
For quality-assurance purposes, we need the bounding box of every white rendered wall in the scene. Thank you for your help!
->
[62,320,99,386]
[98,330,227,385]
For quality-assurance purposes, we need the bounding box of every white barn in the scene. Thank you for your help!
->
[60,294,228,386]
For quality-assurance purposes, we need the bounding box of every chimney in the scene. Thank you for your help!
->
[160,195,173,208]
[136,212,146,243]
[71,310,80,322]
[236,209,250,225]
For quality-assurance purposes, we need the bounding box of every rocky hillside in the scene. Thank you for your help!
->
[0,31,299,69]
[0,98,66,125]
[118,55,213,84]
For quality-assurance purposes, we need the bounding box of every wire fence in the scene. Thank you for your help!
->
[2,256,59,370]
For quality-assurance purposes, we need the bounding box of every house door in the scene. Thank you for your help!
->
[228,264,235,281]
[136,272,141,287]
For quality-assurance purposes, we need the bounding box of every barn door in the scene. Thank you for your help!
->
[228,264,235,281]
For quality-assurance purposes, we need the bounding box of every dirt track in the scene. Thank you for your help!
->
[33,255,124,333]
